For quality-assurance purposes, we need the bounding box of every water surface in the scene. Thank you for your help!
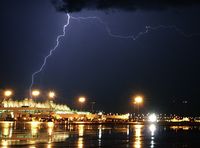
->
[0,121,200,147]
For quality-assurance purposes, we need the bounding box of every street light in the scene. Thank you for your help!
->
[91,101,96,113]
[4,90,13,98]
[48,91,55,99]
[78,97,86,111]
[48,91,55,112]
[32,90,40,97]
[79,97,86,103]
[134,96,143,104]
[134,95,143,115]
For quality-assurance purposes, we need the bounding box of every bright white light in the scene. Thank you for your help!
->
[49,91,55,98]
[148,113,157,123]
[98,112,103,115]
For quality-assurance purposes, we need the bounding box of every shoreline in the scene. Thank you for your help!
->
[1,120,200,126]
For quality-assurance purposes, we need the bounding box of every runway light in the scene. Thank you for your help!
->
[148,113,157,123]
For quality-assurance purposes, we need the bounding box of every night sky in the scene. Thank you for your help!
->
[0,0,200,115]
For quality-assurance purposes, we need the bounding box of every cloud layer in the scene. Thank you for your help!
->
[51,0,200,13]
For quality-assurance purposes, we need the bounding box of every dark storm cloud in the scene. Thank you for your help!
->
[51,0,200,12]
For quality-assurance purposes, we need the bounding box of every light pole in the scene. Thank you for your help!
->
[2,89,13,111]
[3,90,13,106]
[48,91,55,99]
[91,101,96,113]
[134,95,143,115]
[4,90,13,99]
[48,91,55,111]
[78,97,86,111]
[32,90,40,106]
[32,90,40,98]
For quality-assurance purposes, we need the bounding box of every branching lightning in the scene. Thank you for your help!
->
[71,16,200,40]
[30,13,199,97]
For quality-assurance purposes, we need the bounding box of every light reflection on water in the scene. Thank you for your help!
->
[134,125,143,148]
[0,121,199,147]
[170,126,191,131]
[149,124,156,148]
[98,125,102,147]
[0,121,69,146]
[78,124,84,148]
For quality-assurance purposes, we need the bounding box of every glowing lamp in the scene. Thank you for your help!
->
[148,113,157,123]
[49,91,55,99]
[134,96,143,104]
[79,97,86,103]
[32,90,40,97]
[4,90,12,97]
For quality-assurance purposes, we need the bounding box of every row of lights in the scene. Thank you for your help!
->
[3,90,55,99]
[4,90,141,103]
[3,90,142,109]
[31,90,55,99]
[32,91,86,103]
[3,89,86,103]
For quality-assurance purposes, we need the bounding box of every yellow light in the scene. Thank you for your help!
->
[32,90,40,97]
[47,122,54,128]
[134,96,143,104]
[3,127,9,137]
[79,97,86,103]
[49,91,55,98]
[78,137,83,148]
[31,121,40,128]
[134,125,143,148]
[1,140,8,146]
[78,124,84,136]
[48,127,53,136]
[4,90,12,97]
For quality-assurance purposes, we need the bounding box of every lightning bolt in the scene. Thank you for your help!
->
[71,16,200,40]
[29,13,71,97]
[30,13,199,97]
